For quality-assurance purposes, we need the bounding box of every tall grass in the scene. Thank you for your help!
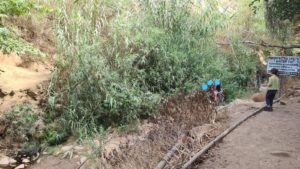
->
[48,0,257,137]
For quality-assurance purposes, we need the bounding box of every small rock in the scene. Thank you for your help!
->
[93,140,100,147]
[31,152,40,162]
[280,101,287,105]
[9,91,15,96]
[25,89,37,101]
[251,92,266,102]
[22,158,30,164]
[80,156,88,164]
[15,164,25,169]
[36,158,41,164]
[9,158,17,165]
[42,151,48,155]
[0,89,7,98]
[294,90,300,97]
[0,155,10,168]
[61,145,73,152]
[36,84,42,90]
[74,146,85,151]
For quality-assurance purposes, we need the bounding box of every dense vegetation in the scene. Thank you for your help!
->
[46,0,258,138]
[3,0,299,141]
[265,0,300,40]
[251,0,300,42]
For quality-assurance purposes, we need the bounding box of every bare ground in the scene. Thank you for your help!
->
[0,53,51,113]
[29,156,79,169]
[196,95,300,169]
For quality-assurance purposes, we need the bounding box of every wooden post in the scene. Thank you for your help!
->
[279,76,282,97]
[279,76,285,98]
[256,71,261,92]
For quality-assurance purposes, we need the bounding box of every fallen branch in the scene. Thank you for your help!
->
[241,41,300,49]
[217,41,300,49]
[180,96,285,169]
[76,159,88,169]
[155,137,184,169]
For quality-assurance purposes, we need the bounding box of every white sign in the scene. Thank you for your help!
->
[267,56,300,76]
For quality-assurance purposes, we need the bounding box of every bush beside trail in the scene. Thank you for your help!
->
[47,0,258,139]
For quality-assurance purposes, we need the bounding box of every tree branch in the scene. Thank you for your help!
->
[217,41,300,49]
[241,41,300,49]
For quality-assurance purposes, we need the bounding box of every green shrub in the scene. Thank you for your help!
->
[43,124,69,146]
[4,105,44,142]
[0,0,48,18]
[49,0,258,136]
[0,27,45,56]
[0,0,50,55]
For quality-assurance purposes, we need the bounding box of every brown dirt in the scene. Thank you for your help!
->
[28,91,225,169]
[195,91,300,169]
[27,84,297,169]
[0,52,52,165]
[29,156,79,169]
[0,53,51,113]
[27,91,270,169]
[97,91,224,169]
[5,16,57,57]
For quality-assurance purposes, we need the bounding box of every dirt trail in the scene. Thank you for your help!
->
[196,94,300,169]
[0,53,51,113]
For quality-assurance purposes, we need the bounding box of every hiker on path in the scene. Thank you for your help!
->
[265,68,280,111]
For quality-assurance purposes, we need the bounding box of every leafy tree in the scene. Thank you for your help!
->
[251,0,300,41]
[265,0,300,41]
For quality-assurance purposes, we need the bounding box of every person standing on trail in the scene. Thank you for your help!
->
[265,68,280,111]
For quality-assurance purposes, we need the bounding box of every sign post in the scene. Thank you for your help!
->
[267,56,300,96]
[267,56,300,75]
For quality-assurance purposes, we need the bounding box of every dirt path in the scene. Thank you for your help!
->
[196,95,300,169]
